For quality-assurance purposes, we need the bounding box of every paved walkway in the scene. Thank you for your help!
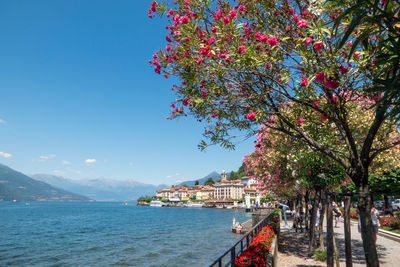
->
[278,223,324,267]
[278,219,400,266]
[333,219,400,266]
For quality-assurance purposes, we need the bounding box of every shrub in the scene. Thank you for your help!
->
[235,225,275,267]
[379,216,400,229]
[314,248,327,261]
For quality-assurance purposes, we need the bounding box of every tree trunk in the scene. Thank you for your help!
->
[333,233,340,267]
[308,190,320,256]
[358,183,380,267]
[305,191,309,231]
[319,190,326,249]
[384,195,389,215]
[327,192,334,267]
[344,195,353,267]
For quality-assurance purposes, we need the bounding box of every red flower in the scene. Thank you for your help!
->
[300,78,308,86]
[297,19,308,28]
[268,37,278,46]
[223,16,230,24]
[246,112,256,121]
[313,42,324,51]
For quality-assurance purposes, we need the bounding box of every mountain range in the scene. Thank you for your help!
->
[0,163,89,202]
[177,171,221,187]
[31,174,169,201]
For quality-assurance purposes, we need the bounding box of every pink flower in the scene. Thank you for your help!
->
[298,118,305,123]
[150,1,157,12]
[179,16,190,24]
[197,57,203,64]
[208,38,215,44]
[332,97,338,103]
[313,42,324,51]
[166,45,171,52]
[239,5,246,12]
[223,16,230,24]
[347,41,352,46]
[169,9,174,15]
[211,114,217,118]
[166,36,172,42]
[238,45,246,54]
[265,63,270,70]
[297,19,308,28]
[320,115,327,120]
[300,78,308,86]
[229,10,237,19]
[325,79,340,89]
[201,91,207,98]
[211,27,217,33]
[305,37,312,45]
[313,100,320,107]
[293,14,299,22]
[246,112,256,121]
[182,99,188,106]
[164,74,168,79]
[340,65,348,74]
[268,37,278,46]
[315,72,325,83]
[260,35,268,43]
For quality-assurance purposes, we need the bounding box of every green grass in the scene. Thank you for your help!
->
[380,226,400,235]
[314,248,327,261]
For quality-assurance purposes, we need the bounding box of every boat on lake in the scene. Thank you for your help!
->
[150,200,165,207]
[184,201,203,208]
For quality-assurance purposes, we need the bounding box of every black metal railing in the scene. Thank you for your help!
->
[205,212,273,267]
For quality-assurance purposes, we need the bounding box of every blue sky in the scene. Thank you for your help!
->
[0,0,255,185]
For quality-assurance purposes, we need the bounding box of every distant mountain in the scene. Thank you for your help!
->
[31,174,168,201]
[0,164,90,202]
[177,171,221,187]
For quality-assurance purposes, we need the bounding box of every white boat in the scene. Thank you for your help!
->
[150,200,165,207]
[184,201,203,208]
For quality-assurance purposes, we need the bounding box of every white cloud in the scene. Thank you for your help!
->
[166,175,172,178]
[62,160,71,165]
[39,154,56,161]
[85,158,96,164]
[0,151,12,158]
[53,170,64,175]
[0,119,6,124]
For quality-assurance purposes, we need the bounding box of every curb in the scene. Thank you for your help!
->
[348,219,400,243]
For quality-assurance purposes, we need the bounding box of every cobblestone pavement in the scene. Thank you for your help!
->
[278,219,400,267]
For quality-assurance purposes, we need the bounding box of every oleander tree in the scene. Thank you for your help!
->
[148,0,400,265]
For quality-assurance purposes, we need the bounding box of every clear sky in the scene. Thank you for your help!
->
[0,0,255,185]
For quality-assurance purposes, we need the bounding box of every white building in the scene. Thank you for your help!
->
[214,171,244,200]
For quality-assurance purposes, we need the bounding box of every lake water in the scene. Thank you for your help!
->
[0,202,251,266]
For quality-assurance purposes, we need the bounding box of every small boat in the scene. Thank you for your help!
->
[150,200,165,207]
[184,201,203,208]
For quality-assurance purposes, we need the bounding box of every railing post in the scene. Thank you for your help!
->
[231,246,235,267]
[218,259,221,267]
[240,240,243,253]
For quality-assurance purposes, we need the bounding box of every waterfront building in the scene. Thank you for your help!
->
[240,176,258,188]
[178,187,189,201]
[214,171,244,200]
[195,186,214,200]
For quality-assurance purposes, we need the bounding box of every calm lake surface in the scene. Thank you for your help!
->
[0,202,251,266]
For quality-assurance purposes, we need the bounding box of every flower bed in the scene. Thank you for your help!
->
[235,224,276,267]
[379,216,400,229]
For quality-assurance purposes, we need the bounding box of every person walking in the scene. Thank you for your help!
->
[371,206,380,244]
[333,203,341,228]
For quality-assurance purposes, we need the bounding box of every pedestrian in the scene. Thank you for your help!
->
[315,203,321,230]
[333,203,341,227]
[371,206,380,244]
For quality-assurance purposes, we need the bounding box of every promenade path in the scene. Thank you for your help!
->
[278,219,400,266]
